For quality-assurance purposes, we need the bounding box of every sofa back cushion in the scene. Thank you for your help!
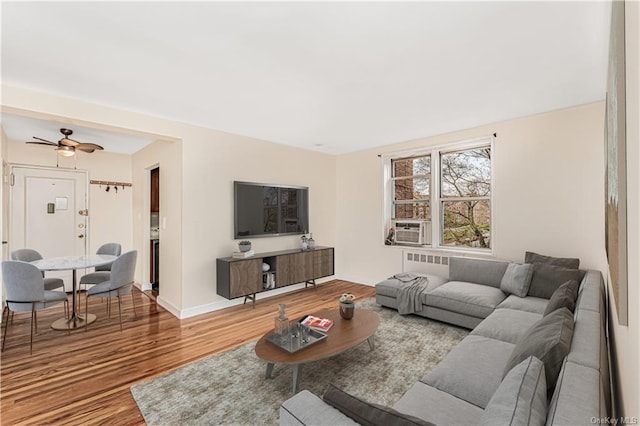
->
[543,280,579,316]
[480,356,548,426]
[503,308,574,393]
[500,263,534,297]
[449,257,509,289]
[527,263,581,299]
[323,385,435,426]
[524,251,580,269]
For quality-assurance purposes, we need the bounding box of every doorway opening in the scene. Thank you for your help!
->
[150,167,160,294]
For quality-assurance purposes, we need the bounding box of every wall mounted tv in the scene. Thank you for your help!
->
[234,181,309,239]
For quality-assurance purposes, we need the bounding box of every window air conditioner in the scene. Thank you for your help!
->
[392,220,432,245]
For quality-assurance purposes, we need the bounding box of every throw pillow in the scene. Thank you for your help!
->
[480,356,548,426]
[500,263,534,297]
[524,251,580,270]
[323,385,435,426]
[543,280,580,316]
[527,263,581,299]
[503,308,574,393]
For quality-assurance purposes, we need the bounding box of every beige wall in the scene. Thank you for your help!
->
[608,0,640,418]
[336,102,608,284]
[179,126,336,314]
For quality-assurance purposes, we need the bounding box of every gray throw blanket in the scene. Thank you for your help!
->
[392,273,429,315]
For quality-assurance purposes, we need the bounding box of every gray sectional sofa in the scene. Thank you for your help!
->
[280,254,610,425]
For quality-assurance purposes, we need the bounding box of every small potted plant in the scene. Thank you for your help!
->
[238,240,252,252]
[339,293,356,320]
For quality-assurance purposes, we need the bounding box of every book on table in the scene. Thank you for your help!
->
[300,315,334,332]
[232,250,255,258]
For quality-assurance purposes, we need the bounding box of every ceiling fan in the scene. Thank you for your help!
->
[26,128,104,157]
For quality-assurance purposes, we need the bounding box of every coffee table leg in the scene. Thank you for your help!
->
[293,364,303,393]
[265,362,274,379]
[367,335,375,351]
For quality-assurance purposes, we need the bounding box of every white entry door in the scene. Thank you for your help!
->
[9,166,88,290]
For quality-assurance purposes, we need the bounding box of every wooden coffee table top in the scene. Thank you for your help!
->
[255,308,380,365]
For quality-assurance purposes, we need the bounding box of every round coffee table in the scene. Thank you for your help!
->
[255,308,380,393]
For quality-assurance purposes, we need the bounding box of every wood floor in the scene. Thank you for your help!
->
[0,280,375,425]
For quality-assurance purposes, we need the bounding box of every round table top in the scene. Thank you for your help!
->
[30,254,117,271]
[255,308,380,364]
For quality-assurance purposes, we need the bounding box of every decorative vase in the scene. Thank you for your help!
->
[239,242,251,252]
[339,301,354,320]
[275,303,290,344]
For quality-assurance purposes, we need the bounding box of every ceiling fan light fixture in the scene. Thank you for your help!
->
[56,145,75,157]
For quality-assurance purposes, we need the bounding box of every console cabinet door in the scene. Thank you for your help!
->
[314,248,334,278]
[293,251,314,283]
[229,258,262,298]
[276,254,295,287]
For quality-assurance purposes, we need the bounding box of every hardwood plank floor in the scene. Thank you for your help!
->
[0,280,375,425]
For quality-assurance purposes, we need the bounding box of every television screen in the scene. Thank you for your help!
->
[234,181,309,238]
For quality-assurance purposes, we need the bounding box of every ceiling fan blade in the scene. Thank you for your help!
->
[60,137,79,147]
[31,136,57,145]
[26,140,57,146]
[76,143,104,152]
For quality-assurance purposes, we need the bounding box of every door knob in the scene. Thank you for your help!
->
[78,234,85,239]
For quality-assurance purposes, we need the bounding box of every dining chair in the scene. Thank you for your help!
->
[79,243,122,288]
[85,250,137,332]
[1,260,70,354]
[10,249,65,292]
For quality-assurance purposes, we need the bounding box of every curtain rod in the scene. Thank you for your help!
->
[90,179,132,187]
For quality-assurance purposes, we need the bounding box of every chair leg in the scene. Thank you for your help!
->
[34,310,38,334]
[117,294,123,332]
[131,290,137,317]
[64,299,70,335]
[1,305,10,352]
[85,294,90,332]
[30,305,35,355]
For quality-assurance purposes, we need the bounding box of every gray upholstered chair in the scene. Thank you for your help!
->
[79,243,122,288]
[85,250,137,331]
[1,260,69,354]
[10,249,65,292]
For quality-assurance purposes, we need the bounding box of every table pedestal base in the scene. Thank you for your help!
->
[51,313,96,330]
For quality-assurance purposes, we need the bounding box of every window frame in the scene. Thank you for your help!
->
[382,136,495,254]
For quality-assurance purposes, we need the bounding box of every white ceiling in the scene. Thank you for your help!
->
[1,1,611,155]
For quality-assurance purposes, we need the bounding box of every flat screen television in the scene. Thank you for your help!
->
[234,181,309,239]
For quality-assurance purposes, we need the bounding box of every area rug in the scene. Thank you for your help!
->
[130,298,468,425]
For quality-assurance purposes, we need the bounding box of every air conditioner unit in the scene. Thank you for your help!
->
[392,220,432,245]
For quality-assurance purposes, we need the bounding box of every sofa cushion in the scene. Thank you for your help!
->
[480,356,548,426]
[497,295,548,314]
[449,257,509,288]
[500,263,534,297]
[503,308,574,392]
[393,381,484,426]
[425,281,507,319]
[422,335,515,408]
[375,274,448,299]
[471,309,542,344]
[524,251,580,269]
[546,361,608,425]
[322,385,435,426]
[527,263,581,299]
[543,280,579,316]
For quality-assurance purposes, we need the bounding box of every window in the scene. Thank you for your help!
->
[391,155,430,220]
[385,138,493,251]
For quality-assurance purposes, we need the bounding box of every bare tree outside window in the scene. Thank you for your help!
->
[440,147,491,248]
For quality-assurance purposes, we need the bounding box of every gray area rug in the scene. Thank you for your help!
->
[130,298,468,425]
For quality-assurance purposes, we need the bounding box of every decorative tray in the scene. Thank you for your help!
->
[265,325,327,354]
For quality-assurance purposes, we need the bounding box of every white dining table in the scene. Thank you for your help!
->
[31,254,117,330]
